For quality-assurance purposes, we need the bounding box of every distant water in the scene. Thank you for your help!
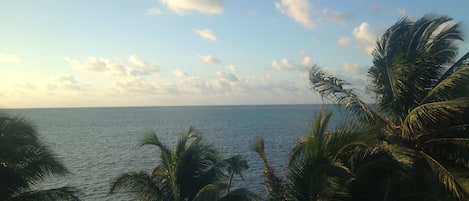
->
[4,104,342,201]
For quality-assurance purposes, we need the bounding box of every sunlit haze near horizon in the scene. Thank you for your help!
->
[1,0,469,108]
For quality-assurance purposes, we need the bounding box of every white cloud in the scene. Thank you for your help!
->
[194,29,217,41]
[275,0,315,29]
[173,69,189,78]
[227,64,238,72]
[145,7,162,16]
[0,53,20,63]
[272,52,312,71]
[64,55,159,76]
[198,54,221,64]
[337,36,350,47]
[159,0,223,15]
[352,22,377,54]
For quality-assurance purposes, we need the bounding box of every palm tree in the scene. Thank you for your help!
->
[255,110,401,201]
[0,115,80,201]
[224,155,248,193]
[110,127,260,201]
[309,15,469,200]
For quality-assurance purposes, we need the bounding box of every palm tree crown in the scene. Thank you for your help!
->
[0,115,80,201]
[110,127,260,201]
[309,14,469,200]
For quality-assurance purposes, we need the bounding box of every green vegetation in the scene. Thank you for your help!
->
[308,15,469,200]
[254,14,469,201]
[110,127,260,201]
[0,115,80,201]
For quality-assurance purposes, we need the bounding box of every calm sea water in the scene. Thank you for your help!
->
[4,104,342,201]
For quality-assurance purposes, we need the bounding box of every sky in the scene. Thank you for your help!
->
[1,0,469,108]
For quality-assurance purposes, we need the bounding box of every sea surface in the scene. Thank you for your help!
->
[3,104,343,201]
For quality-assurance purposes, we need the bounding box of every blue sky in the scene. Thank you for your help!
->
[1,0,469,108]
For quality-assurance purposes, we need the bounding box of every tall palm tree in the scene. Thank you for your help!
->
[309,15,469,200]
[0,115,80,201]
[110,127,260,201]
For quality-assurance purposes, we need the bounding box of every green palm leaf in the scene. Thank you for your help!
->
[110,171,167,201]
[423,138,469,168]
[421,151,469,200]
[422,65,469,103]
[402,97,469,139]
[309,66,383,125]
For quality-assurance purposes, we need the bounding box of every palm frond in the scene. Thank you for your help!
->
[309,66,383,125]
[422,65,469,103]
[438,52,469,83]
[423,138,469,168]
[287,159,351,201]
[192,184,224,201]
[141,131,173,171]
[110,171,167,201]
[253,138,285,201]
[402,97,469,139]
[218,188,262,201]
[421,151,469,200]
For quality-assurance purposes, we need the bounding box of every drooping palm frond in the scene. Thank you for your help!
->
[438,52,469,83]
[422,65,469,103]
[402,97,469,140]
[309,66,383,125]
[253,138,285,201]
[141,131,173,172]
[110,171,167,201]
[421,151,469,200]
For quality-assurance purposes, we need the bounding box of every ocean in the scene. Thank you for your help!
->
[3,104,342,201]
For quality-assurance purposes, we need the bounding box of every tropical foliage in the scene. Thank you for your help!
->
[308,15,469,200]
[0,115,80,201]
[255,110,402,201]
[110,127,260,201]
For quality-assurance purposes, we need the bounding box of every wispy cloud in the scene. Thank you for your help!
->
[198,54,221,64]
[275,0,315,29]
[64,55,159,76]
[194,29,217,41]
[160,0,223,15]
